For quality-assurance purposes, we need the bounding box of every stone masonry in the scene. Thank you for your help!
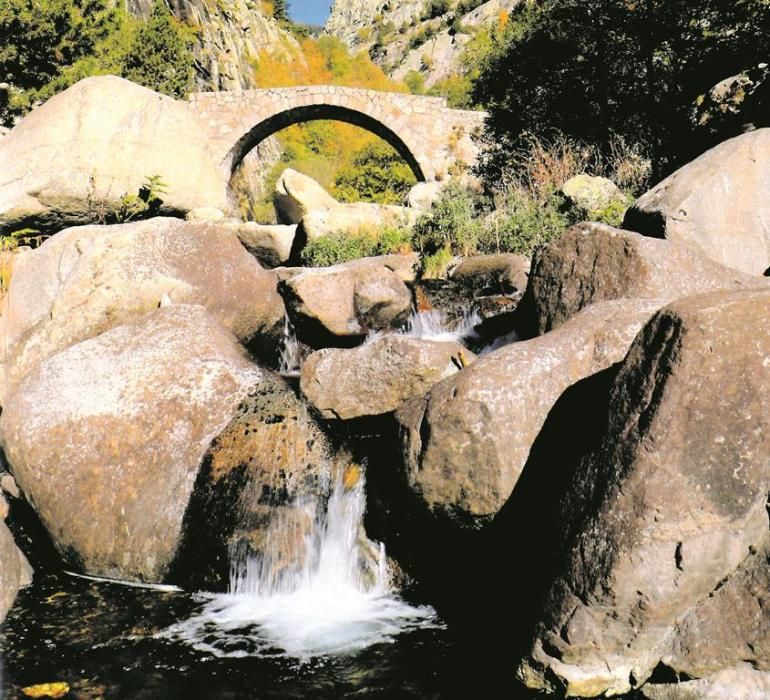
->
[187,85,487,182]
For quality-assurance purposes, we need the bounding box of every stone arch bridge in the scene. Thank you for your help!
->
[187,86,487,182]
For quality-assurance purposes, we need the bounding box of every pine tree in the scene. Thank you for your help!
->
[272,0,289,23]
[122,0,194,98]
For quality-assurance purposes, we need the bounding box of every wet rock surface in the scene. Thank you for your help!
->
[171,374,350,591]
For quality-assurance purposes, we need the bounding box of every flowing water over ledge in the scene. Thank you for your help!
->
[0,473,535,699]
[161,474,440,662]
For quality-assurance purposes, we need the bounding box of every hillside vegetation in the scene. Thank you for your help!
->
[238,35,419,222]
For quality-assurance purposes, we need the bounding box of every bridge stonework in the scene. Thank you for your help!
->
[187,86,487,182]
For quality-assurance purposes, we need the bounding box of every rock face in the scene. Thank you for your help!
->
[326,0,521,89]
[0,305,263,582]
[518,289,770,697]
[518,222,760,337]
[127,0,299,92]
[279,259,413,347]
[396,298,663,528]
[301,335,474,421]
[0,218,284,401]
[0,496,33,622]
[623,128,770,276]
[172,374,349,590]
[0,76,227,234]
[642,665,770,700]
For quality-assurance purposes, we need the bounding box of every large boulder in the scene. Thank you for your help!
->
[171,373,355,590]
[396,298,664,529]
[300,335,474,421]
[273,168,338,225]
[0,495,33,622]
[0,76,227,234]
[0,218,284,401]
[279,259,413,348]
[406,181,443,212]
[450,253,530,294]
[298,202,419,244]
[623,128,770,275]
[518,288,770,697]
[232,221,296,268]
[0,305,263,582]
[518,222,760,337]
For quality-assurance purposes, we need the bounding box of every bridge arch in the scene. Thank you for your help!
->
[227,104,427,182]
[188,86,487,184]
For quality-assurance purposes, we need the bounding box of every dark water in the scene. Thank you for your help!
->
[0,574,549,700]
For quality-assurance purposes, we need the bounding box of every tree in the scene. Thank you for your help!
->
[0,0,121,124]
[474,0,770,182]
[272,0,289,23]
[122,0,194,98]
[334,140,417,204]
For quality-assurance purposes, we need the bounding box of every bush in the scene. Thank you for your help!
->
[478,188,569,256]
[300,226,412,267]
[410,182,482,258]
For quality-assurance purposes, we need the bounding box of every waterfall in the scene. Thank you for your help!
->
[278,317,301,376]
[161,468,439,661]
[403,308,482,344]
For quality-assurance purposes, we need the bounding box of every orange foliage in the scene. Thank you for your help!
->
[250,36,407,92]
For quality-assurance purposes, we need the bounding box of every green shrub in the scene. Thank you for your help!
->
[410,182,482,257]
[421,246,454,279]
[404,70,426,95]
[422,0,451,20]
[478,188,570,257]
[300,226,412,267]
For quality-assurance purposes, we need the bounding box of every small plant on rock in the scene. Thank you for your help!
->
[117,174,168,223]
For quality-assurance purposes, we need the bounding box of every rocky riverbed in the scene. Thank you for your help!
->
[1,74,769,699]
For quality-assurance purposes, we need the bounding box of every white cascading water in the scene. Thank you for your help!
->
[161,470,439,661]
[403,308,482,344]
[364,308,483,347]
[278,317,301,376]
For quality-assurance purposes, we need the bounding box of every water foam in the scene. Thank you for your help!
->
[161,472,439,661]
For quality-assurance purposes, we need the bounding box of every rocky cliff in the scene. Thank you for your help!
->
[326,0,521,88]
[129,0,300,92]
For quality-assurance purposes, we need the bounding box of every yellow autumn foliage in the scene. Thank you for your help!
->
[240,36,415,221]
